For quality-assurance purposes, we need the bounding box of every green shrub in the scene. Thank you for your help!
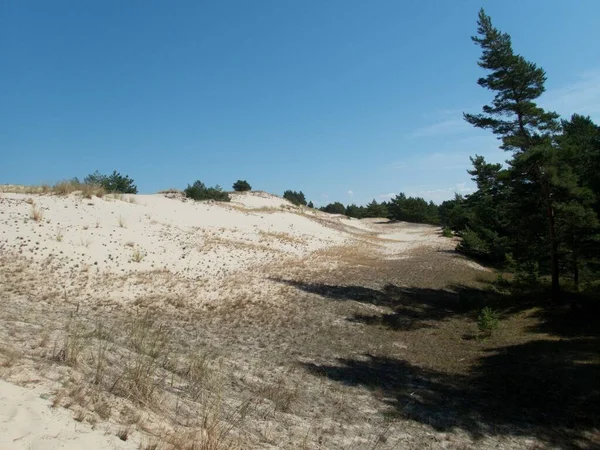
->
[84,170,138,194]
[232,180,252,192]
[504,253,540,286]
[307,201,314,208]
[321,202,347,215]
[455,223,511,265]
[283,190,307,206]
[184,180,230,202]
[442,227,453,238]
[345,204,364,218]
[457,227,489,256]
[477,307,500,337]
[364,199,389,218]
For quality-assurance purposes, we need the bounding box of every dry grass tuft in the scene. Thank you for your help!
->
[56,227,64,242]
[254,373,299,413]
[118,215,127,228]
[158,188,183,195]
[116,427,130,441]
[108,313,170,406]
[73,410,87,422]
[132,248,145,263]
[0,347,20,368]
[161,398,252,450]
[108,193,125,201]
[53,179,83,196]
[52,318,90,367]
[79,236,92,248]
[31,204,44,222]
[81,183,106,199]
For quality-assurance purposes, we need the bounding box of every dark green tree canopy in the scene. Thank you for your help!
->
[388,194,439,225]
[320,202,347,215]
[283,190,307,206]
[464,9,559,153]
[84,170,138,194]
[184,180,230,202]
[451,9,600,294]
[364,200,389,219]
[345,204,363,219]
[232,180,252,192]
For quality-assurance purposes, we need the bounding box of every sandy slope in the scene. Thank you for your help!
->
[0,190,464,449]
[0,380,138,449]
[0,192,350,278]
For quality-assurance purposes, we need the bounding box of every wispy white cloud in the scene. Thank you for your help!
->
[347,190,354,196]
[542,69,600,120]
[411,68,600,142]
[409,119,471,138]
[389,70,600,205]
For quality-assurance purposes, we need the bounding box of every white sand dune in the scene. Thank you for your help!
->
[0,192,348,280]
[0,380,138,449]
[0,189,457,449]
[229,190,295,209]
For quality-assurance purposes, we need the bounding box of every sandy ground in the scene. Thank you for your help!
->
[0,189,491,449]
[0,380,139,449]
[0,191,347,278]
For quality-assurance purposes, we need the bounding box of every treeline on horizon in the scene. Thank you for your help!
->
[30,10,600,298]
[317,196,440,224]
[37,172,443,226]
[322,8,600,297]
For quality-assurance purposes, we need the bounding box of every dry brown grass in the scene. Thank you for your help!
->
[4,303,245,448]
[258,230,306,246]
[0,347,20,368]
[1,214,596,450]
[1,181,106,198]
[108,193,125,201]
[200,233,280,254]
[52,318,90,367]
[81,183,106,199]
[132,248,145,263]
[253,373,299,413]
[30,203,44,222]
[53,179,83,195]
[79,236,92,248]
[0,184,45,194]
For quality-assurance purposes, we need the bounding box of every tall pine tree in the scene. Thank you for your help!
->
[464,9,563,298]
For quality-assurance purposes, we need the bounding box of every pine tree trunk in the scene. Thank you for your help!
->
[549,222,560,300]
[541,180,560,300]
[546,199,560,300]
[573,258,580,291]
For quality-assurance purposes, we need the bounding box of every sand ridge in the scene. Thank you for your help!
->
[0,190,465,449]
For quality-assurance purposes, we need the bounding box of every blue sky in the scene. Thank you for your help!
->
[2,1,599,205]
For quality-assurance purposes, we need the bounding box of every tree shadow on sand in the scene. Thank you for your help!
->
[274,278,600,447]
[273,278,508,331]
[304,340,598,446]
